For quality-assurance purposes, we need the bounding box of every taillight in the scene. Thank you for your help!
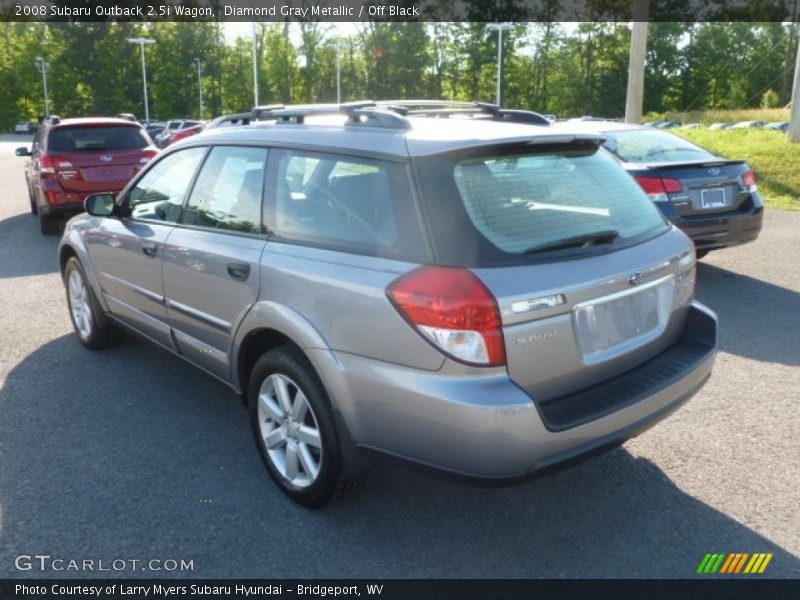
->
[39,154,56,176]
[387,267,506,367]
[741,169,757,192]
[634,176,682,201]
[52,157,79,180]
[633,176,664,195]
[140,148,158,164]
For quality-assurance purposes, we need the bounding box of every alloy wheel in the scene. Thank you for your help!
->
[257,373,323,488]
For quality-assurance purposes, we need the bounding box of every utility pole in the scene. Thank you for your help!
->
[127,38,156,123]
[34,56,49,118]
[193,58,204,120]
[486,23,514,107]
[333,42,347,104]
[252,23,259,107]
[788,23,800,142]
[625,0,650,124]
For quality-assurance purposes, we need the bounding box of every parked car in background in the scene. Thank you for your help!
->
[15,121,36,134]
[680,123,702,129]
[145,122,166,139]
[58,102,716,506]
[115,113,137,122]
[764,121,788,132]
[155,120,203,148]
[15,116,158,234]
[730,120,766,129]
[167,122,205,145]
[653,120,680,129]
[708,122,731,130]
[554,121,763,258]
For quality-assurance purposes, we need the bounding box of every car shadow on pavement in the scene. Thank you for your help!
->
[0,213,60,278]
[1,334,798,579]
[695,263,800,366]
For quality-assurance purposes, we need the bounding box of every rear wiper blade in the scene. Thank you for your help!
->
[523,229,619,254]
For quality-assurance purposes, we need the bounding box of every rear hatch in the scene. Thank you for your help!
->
[413,138,696,403]
[48,124,155,192]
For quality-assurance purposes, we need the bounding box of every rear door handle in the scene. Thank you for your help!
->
[227,262,250,281]
[142,243,158,257]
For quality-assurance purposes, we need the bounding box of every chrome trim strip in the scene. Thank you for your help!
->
[572,274,675,310]
[165,298,231,332]
[100,271,164,304]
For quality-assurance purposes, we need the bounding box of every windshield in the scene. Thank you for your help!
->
[603,129,715,163]
[49,126,148,153]
[438,146,667,258]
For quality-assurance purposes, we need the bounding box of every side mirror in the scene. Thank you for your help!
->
[84,193,117,217]
[15,147,31,157]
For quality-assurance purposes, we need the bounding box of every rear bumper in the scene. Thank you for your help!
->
[39,200,84,217]
[316,301,717,482]
[658,196,764,250]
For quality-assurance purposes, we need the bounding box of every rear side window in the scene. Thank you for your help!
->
[182,146,267,234]
[415,145,669,266]
[267,149,429,262]
[49,126,149,153]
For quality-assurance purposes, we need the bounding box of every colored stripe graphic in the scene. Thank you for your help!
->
[696,554,712,574]
[734,553,749,573]
[758,553,773,573]
[719,554,736,574]
[706,554,725,573]
[702,552,774,575]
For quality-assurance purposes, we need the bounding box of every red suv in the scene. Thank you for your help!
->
[16,117,158,234]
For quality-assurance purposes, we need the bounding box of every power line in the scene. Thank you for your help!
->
[684,27,788,112]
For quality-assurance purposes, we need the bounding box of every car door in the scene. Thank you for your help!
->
[161,145,268,381]
[84,146,207,348]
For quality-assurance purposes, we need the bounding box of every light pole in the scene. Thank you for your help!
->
[127,37,156,123]
[34,56,50,117]
[485,23,514,107]
[333,42,347,104]
[252,23,259,107]
[193,58,204,120]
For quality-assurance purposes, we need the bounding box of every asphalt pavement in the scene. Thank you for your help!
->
[0,135,798,578]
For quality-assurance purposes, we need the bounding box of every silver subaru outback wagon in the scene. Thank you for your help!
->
[58,102,717,507]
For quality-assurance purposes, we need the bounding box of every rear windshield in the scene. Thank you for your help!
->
[603,129,715,163]
[49,126,148,153]
[415,144,668,266]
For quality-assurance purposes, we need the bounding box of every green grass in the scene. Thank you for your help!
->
[672,129,800,211]
[644,108,789,125]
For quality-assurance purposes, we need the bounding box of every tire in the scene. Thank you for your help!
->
[695,249,710,259]
[39,213,59,235]
[248,345,366,508]
[28,184,38,215]
[63,257,121,350]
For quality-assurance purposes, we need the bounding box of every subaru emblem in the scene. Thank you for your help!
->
[100,155,113,162]
[707,167,720,176]
[627,272,643,286]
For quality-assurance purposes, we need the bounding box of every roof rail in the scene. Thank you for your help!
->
[208,101,411,130]
[381,100,551,126]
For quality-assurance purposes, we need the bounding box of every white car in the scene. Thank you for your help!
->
[14,121,35,134]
